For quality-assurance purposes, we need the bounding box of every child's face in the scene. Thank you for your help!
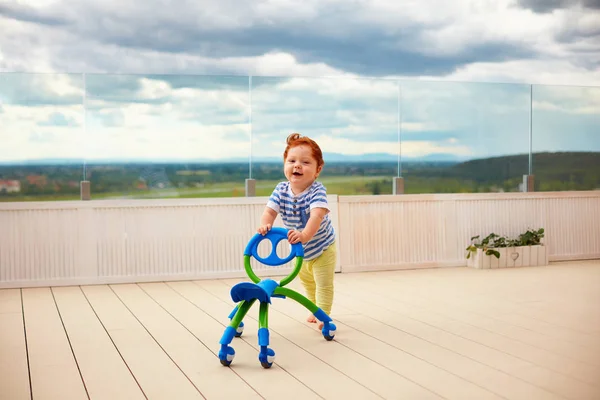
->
[284,145,322,189]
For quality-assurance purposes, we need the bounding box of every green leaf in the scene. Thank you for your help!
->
[486,249,501,259]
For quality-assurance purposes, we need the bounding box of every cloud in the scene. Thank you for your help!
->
[531,85,600,152]
[249,77,400,157]
[442,59,600,86]
[517,0,600,13]
[534,85,600,114]
[83,123,250,161]
[0,2,66,25]
[85,75,249,128]
[0,72,83,105]
[37,111,80,127]
[315,134,473,158]
[1,0,598,86]
[81,75,250,160]
[248,76,540,160]
[29,131,56,143]
[1,0,598,165]
[1,72,597,163]
[0,107,84,161]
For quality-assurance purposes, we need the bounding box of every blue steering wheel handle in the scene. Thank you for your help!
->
[244,227,304,266]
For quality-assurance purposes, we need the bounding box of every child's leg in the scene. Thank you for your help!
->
[312,242,337,317]
[298,259,317,322]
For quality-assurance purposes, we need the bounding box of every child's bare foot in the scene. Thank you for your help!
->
[318,322,324,330]
[307,314,317,323]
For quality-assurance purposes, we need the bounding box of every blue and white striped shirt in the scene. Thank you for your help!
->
[267,181,335,261]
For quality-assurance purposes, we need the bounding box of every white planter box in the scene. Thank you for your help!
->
[467,245,547,269]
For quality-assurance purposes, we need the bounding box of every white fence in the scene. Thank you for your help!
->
[338,191,600,272]
[1,191,599,288]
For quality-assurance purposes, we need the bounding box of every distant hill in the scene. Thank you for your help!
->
[451,151,598,177]
[445,152,600,190]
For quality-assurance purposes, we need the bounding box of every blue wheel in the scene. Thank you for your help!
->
[219,345,235,366]
[322,323,336,341]
[258,347,275,369]
[235,322,244,337]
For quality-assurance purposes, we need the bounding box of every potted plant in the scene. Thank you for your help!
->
[466,228,546,269]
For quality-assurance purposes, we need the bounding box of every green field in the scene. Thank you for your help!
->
[0,176,393,202]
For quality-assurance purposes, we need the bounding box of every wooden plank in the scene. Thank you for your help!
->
[140,281,321,400]
[111,283,262,400]
[333,270,600,399]
[375,265,600,348]
[2,261,598,400]
[469,265,600,333]
[22,287,88,400]
[81,284,203,399]
[169,280,384,400]
[253,276,580,400]
[219,278,513,400]
[198,279,453,400]
[52,286,145,400]
[0,289,30,400]
[340,268,600,386]
[418,300,600,366]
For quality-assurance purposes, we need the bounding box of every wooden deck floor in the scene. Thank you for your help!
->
[1,260,599,400]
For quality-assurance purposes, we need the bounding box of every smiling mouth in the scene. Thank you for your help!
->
[292,172,303,176]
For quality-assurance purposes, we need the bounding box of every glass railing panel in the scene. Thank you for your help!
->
[84,74,250,199]
[0,72,85,201]
[250,76,399,195]
[398,80,531,193]
[532,84,600,191]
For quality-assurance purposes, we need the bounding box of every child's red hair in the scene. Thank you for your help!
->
[283,133,325,168]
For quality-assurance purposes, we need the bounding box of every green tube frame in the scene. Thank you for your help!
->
[258,302,269,329]
[229,299,255,328]
[273,287,319,313]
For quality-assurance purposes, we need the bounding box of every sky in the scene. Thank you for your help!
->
[0,0,599,164]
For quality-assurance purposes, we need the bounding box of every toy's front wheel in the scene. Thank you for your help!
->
[219,345,235,366]
[235,322,244,337]
[259,347,275,368]
[322,323,336,341]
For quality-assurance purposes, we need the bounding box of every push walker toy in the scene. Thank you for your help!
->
[218,227,337,368]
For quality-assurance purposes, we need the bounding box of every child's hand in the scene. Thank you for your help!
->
[287,229,306,244]
[257,224,272,235]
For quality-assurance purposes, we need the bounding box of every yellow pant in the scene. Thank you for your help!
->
[298,242,337,315]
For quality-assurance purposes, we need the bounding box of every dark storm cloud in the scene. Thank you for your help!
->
[125,25,533,77]
[0,2,68,26]
[197,27,533,76]
[0,1,536,77]
[517,0,600,13]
